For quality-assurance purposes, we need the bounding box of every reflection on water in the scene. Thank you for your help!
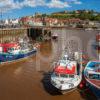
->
[14,67,23,75]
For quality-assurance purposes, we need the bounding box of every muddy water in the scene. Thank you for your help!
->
[0,29,98,100]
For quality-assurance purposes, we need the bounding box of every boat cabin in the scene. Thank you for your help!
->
[54,61,78,78]
[87,70,100,80]
[0,43,20,54]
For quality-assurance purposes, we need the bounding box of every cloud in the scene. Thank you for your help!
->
[46,0,71,8]
[0,0,21,12]
[0,0,82,13]
[73,0,82,4]
[65,0,82,4]
[23,0,45,7]
[22,0,70,8]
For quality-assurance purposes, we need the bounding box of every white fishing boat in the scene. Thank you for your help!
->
[52,32,58,40]
[51,52,82,93]
[85,28,93,31]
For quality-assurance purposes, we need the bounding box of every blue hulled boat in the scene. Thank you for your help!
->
[84,61,100,99]
[0,42,37,64]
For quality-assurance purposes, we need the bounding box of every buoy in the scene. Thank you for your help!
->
[79,83,84,88]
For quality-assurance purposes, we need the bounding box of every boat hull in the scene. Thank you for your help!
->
[51,79,77,94]
[0,49,36,63]
[86,80,100,99]
[51,74,82,92]
[84,61,100,99]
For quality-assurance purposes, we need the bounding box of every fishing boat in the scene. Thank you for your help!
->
[0,42,37,63]
[51,52,82,93]
[51,32,58,40]
[96,34,100,43]
[84,61,100,98]
[92,34,100,53]
[85,28,93,31]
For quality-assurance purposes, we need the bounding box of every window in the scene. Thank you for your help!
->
[89,74,100,80]
[69,75,74,78]
[60,74,68,78]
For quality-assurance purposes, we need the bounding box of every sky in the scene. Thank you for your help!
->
[0,0,100,19]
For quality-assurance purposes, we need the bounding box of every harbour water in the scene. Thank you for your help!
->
[0,29,99,100]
